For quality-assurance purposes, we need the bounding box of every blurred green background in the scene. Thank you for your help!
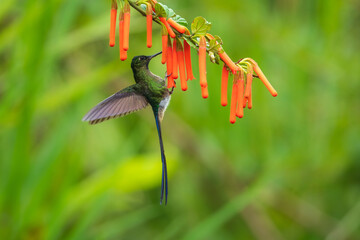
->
[1,0,360,239]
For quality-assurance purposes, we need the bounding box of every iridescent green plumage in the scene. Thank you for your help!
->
[83,52,171,205]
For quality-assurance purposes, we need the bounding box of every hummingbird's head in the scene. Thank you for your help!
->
[131,52,162,70]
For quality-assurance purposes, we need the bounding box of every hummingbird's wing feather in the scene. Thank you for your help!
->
[153,110,168,205]
[82,86,148,124]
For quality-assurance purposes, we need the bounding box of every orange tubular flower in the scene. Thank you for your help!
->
[146,4,152,48]
[236,71,244,118]
[176,40,187,91]
[253,64,277,97]
[201,86,209,99]
[166,37,174,88]
[230,72,240,124]
[119,11,127,61]
[172,39,178,79]
[109,1,117,47]
[167,18,186,33]
[123,2,130,51]
[247,59,277,97]
[159,17,176,38]
[199,36,207,88]
[221,65,229,106]
[161,26,168,64]
[184,40,195,81]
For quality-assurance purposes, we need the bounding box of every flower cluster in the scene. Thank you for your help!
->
[108,0,277,124]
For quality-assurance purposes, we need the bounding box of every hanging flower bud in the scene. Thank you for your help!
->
[161,26,168,64]
[123,1,131,51]
[146,3,153,48]
[236,70,244,118]
[184,39,195,81]
[166,37,174,88]
[172,39,178,79]
[221,65,229,106]
[119,10,127,61]
[199,36,207,88]
[176,39,187,91]
[230,72,240,124]
[159,17,176,38]
[109,0,118,47]
[167,18,186,33]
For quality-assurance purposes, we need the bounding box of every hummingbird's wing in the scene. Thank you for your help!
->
[82,85,148,124]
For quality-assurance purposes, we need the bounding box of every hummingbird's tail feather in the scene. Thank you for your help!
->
[82,85,148,124]
[154,111,168,205]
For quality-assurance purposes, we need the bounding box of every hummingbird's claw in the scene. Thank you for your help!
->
[164,71,172,81]
[170,80,176,94]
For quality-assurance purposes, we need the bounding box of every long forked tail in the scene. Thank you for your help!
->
[153,111,168,205]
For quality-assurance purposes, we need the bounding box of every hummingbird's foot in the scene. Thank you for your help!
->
[170,80,176,94]
[164,71,172,81]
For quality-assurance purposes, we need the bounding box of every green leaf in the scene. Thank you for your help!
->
[191,16,211,37]
[155,2,173,19]
[167,7,176,18]
[155,3,167,18]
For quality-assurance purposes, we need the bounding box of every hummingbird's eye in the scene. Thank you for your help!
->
[139,56,145,61]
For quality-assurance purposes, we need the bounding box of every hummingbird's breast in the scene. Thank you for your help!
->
[158,94,171,121]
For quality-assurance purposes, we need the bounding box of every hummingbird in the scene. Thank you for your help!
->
[82,52,173,205]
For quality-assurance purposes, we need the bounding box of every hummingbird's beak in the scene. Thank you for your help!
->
[149,51,162,60]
